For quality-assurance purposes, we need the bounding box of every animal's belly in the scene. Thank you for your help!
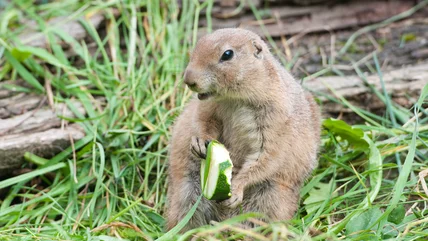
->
[217,104,263,168]
[220,123,262,169]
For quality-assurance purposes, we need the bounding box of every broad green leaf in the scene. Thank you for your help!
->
[11,48,31,61]
[346,207,383,236]
[382,222,399,239]
[387,204,405,225]
[323,118,368,149]
[303,181,336,214]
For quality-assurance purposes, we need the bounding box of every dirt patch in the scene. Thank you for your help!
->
[284,17,428,78]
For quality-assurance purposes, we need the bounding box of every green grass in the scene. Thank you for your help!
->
[0,0,428,240]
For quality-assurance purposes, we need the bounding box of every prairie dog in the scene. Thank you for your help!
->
[166,28,321,231]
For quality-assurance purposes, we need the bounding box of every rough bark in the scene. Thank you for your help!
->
[0,101,85,136]
[0,10,116,173]
[199,0,415,37]
[303,63,428,113]
[0,81,87,172]
[0,125,85,172]
[18,12,107,49]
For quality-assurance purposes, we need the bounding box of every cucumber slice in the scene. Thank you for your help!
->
[200,140,233,201]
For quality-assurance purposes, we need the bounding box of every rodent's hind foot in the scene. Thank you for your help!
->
[190,136,210,160]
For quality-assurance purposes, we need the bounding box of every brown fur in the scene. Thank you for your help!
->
[166,28,321,231]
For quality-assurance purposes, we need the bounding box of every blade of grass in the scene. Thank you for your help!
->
[338,0,428,56]
[3,50,44,92]
[156,195,202,241]
[0,163,66,189]
[373,52,397,127]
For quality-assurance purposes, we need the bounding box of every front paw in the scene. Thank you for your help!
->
[190,136,210,159]
[220,186,244,209]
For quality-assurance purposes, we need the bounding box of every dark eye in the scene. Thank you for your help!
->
[220,50,234,62]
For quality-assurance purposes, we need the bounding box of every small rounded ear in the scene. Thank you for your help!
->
[252,40,263,59]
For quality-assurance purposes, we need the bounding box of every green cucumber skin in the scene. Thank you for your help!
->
[201,140,215,191]
[201,140,233,201]
[209,161,232,201]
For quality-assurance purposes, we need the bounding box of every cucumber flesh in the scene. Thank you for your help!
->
[201,140,233,201]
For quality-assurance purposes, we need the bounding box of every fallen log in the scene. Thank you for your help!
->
[0,9,116,174]
[303,63,428,114]
[199,0,415,37]
[0,81,87,173]
[0,93,43,119]
[0,125,85,172]
[0,102,85,136]
[17,11,108,49]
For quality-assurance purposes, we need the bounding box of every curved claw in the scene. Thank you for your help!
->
[190,136,208,159]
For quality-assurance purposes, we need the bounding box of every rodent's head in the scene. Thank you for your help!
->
[183,28,270,101]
